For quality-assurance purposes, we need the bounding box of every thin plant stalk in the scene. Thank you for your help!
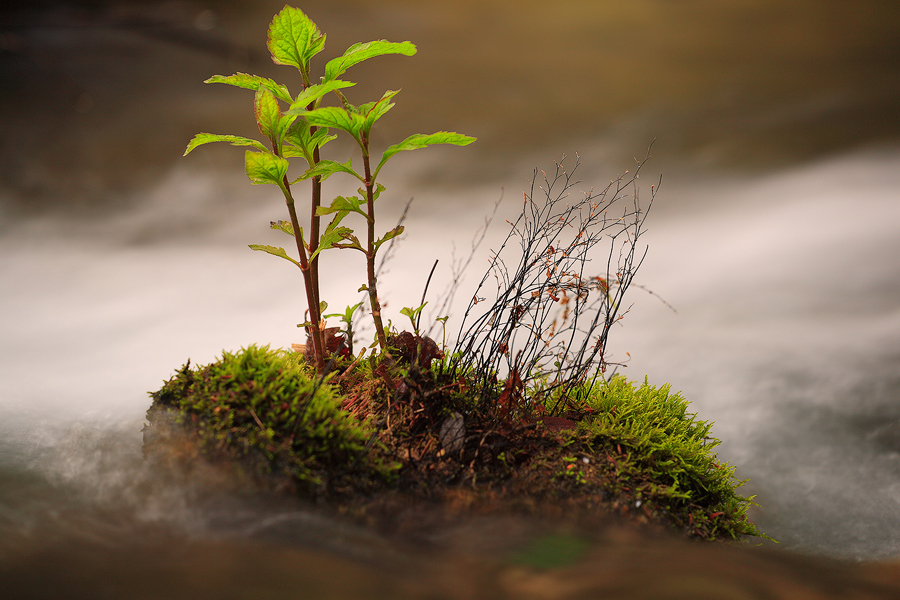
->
[360,135,388,349]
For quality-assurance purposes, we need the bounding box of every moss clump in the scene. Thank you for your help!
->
[146,345,397,496]
[146,346,767,543]
[539,375,766,541]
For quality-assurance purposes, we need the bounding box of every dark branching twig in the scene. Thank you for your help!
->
[449,152,657,416]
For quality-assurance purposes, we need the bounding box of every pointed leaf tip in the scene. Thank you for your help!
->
[375,132,476,177]
[268,5,325,71]
[324,40,417,81]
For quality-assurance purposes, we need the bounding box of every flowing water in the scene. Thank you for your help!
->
[2,0,900,597]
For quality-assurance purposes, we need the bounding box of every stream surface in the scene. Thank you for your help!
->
[2,1,900,597]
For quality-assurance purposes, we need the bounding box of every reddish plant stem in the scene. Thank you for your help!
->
[281,175,326,374]
[361,136,388,350]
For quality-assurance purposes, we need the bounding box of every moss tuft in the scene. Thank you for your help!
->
[554,375,767,541]
[147,345,397,496]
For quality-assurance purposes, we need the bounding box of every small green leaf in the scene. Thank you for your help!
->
[324,41,417,81]
[205,73,292,103]
[267,6,325,71]
[374,225,405,252]
[311,224,356,260]
[245,150,288,186]
[285,80,356,114]
[249,244,301,268]
[375,132,476,177]
[324,301,364,324]
[269,220,294,236]
[400,302,428,332]
[360,89,399,134]
[297,159,361,183]
[357,183,385,203]
[284,121,335,164]
[316,195,368,219]
[255,87,282,142]
[184,133,267,156]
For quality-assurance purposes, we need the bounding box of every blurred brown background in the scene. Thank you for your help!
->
[2,0,899,216]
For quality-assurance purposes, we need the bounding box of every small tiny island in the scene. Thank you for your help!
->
[151,4,767,547]
[144,341,764,543]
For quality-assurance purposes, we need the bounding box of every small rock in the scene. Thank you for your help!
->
[439,412,465,455]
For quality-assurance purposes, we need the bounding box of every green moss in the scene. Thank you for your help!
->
[146,347,767,542]
[554,375,767,541]
[148,345,398,496]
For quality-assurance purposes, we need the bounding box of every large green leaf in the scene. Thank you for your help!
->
[249,244,301,268]
[297,106,364,137]
[205,73,292,103]
[245,150,289,186]
[184,133,267,156]
[324,41,417,81]
[267,6,325,71]
[375,132,476,177]
[286,80,356,114]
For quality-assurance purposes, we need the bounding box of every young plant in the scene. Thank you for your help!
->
[183,5,474,371]
[286,88,474,350]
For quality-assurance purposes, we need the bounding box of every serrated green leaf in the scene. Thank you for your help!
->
[249,244,301,267]
[374,225,405,252]
[324,41,417,81]
[269,220,295,236]
[254,87,282,142]
[360,89,399,134]
[286,80,356,114]
[267,6,325,71]
[375,132,476,177]
[316,195,368,219]
[205,73,292,103]
[297,159,361,183]
[284,120,320,164]
[311,224,357,261]
[184,133,268,156]
[297,106,364,137]
[245,150,288,186]
[357,183,385,203]
[281,146,306,158]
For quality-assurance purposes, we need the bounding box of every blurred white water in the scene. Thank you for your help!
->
[1,144,900,561]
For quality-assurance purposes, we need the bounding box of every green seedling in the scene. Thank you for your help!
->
[324,300,364,355]
[399,302,427,336]
[184,5,474,372]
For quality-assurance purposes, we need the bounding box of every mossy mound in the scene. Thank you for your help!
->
[146,345,398,496]
[145,345,766,543]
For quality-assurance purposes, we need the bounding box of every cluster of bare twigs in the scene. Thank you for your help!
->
[447,153,658,416]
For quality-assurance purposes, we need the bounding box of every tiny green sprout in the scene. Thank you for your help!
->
[183,5,474,372]
[400,302,427,335]
[324,301,364,355]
